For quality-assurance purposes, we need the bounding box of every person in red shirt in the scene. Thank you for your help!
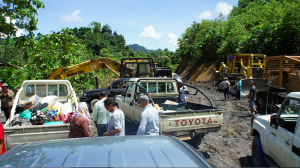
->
[0,122,6,155]
[0,79,3,92]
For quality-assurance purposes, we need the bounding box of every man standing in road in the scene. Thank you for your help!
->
[0,83,15,120]
[92,90,111,136]
[220,77,230,100]
[237,77,242,100]
[136,95,159,135]
[180,85,188,101]
[248,80,258,116]
[103,99,125,136]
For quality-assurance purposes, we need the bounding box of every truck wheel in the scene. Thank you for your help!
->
[90,99,100,112]
[252,135,266,167]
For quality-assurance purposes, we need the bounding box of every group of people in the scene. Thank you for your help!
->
[220,77,258,116]
[68,90,160,138]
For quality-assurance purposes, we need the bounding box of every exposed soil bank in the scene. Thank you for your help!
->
[176,55,216,82]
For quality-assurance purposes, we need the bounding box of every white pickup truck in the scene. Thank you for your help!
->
[251,92,300,167]
[4,80,78,150]
[115,78,223,138]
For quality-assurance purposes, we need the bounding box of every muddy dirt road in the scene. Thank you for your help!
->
[90,81,256,167]
[188,82,255,167]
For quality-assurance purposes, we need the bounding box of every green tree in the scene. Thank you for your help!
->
[0,0,45,73]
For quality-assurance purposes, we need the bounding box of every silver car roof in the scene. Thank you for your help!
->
[0,135,210,167]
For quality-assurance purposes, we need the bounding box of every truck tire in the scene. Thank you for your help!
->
[90,99,100,112]
[252,135,267,167]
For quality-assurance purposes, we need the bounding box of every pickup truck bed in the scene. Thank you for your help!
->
[116,78,223,138]
[4,80,78,150]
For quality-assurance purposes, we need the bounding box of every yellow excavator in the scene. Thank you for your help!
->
[213,53,266,95]
[47,57,172,80]
[257,55,300,113]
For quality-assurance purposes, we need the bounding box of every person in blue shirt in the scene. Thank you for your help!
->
[237,77,242,100]
[136,95,160,135]
[180,85,188,101]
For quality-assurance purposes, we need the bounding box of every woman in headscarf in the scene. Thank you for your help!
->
[68,102,91,138]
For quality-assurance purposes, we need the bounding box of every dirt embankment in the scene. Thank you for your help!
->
[176,55,216,82]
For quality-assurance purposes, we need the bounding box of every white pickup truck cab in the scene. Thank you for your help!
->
[251,92,300,167]
[4,80,78,150]
[115,78,223,138]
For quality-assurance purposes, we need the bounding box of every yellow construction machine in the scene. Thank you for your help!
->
[213,53,266,95]
[47,57,172,80]
[257,55,300,113]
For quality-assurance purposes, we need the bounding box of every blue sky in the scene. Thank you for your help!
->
[30,0,239,51]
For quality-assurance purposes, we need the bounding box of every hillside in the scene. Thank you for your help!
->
[129,44,163,53]
[129,44,148,52]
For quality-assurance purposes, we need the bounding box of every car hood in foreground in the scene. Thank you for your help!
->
[0,136,210,167]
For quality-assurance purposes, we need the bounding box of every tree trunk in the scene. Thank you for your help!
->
[95,75,100,89]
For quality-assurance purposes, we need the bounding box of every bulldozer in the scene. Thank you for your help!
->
[47,57,172,80]
[256,55,300,113]
[213,53,266,95]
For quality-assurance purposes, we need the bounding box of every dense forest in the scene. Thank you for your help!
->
[178,0,300,66]
[0,1,180,93]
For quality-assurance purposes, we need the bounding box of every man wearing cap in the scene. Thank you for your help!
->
[136,95,160,135]
[0,83,15,120]
[220,77,230,100]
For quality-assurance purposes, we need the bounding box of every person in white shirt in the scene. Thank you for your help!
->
[220,77,230,100]
[103,98,125,136]
[136,95,159,135]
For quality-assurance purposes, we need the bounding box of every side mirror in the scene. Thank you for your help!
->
[270,115,278,129]
[108,85,112,90]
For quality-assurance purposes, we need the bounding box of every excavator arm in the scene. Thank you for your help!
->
[47,58,121,79]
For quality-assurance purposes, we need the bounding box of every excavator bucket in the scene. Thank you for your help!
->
[241,79,265,95]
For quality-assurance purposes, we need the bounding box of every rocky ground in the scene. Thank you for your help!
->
[188,81,255,167]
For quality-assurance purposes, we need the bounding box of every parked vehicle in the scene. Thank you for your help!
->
[256,55,300,113]
[251,92,300,167]
[48,57,172,80]
[115,78,223,139]
[0,136,212,167]
[80,78,130,111]
[213,53,266,95]
[3,80,78,150]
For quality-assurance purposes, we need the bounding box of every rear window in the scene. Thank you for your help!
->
[138,81,175,93]
[25,84,68,97]
[148,82,156,93]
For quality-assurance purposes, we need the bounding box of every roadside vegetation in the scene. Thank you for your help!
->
[178,0,300,66]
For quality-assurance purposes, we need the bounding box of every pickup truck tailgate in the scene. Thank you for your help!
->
[5,124,70,150]
[160,110,223,136]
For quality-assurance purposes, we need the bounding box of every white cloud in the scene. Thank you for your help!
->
[216,2,233,16]
[168,33,178,45]
[60,10,83,23]
[139,26,164,39]
[198,11,212,19]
